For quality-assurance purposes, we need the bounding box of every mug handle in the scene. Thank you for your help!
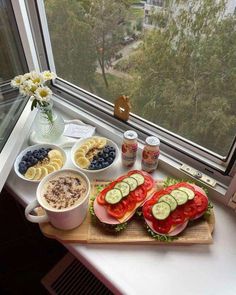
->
[25,199,49,223]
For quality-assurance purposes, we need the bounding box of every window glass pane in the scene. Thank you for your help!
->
[0,1,28,152]
[45,0,236,157]
[0,90,28,152]
[0,0,27,82]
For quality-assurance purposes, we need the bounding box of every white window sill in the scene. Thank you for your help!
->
[5,96,236,295]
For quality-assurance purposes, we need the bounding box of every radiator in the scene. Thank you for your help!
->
[41,252,113,295]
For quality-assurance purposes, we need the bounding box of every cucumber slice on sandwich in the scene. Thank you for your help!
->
[158,194,177,211]
[114,181,130,197]
[170,189,188,205]
[122,177,138,191]
[178,187,195,200]
[105,188,123,204]
[130,173,145,185]
[152,201,171,220]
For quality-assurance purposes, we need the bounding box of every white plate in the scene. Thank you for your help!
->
[71,136,119,173]
[14,144,67,183]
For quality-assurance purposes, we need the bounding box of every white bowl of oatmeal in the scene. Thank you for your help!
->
[25,169,91,230]
[71,136,119,173]
[14,144,66,182]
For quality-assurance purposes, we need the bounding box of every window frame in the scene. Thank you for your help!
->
[24,0,235,184]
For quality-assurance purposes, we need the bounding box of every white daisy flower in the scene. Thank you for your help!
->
[23,73,31,80]
[35,86,52,102]
[11,75,24,88]
[23,80,38,95]
[42,71,57,81]
[19,84,29,96]
[29,71,44,85]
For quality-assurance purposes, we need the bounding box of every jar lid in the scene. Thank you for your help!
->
[145,136,160,146]
[124,130,138,140]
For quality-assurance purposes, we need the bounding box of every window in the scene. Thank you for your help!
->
[29,0,236,175]
[0,0,28,152]
[0,0,27,83]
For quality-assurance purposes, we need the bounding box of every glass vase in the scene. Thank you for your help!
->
[33,101,65,142]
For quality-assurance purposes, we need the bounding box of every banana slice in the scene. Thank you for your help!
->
[76,148,86,156]
[25,167,36,180]
[44,164,56,174]
[40,167,48,178]
[96,137,107,149]
[50,161,60,170]
[87,139,96,148]
[80,145,89,154]
[75,151,85,159]
[33,168,42,180]
[76,156,90,169]
[51,158,63,168]
[84,142,92,150]
[93,137,101,148]
[48,149,63,160]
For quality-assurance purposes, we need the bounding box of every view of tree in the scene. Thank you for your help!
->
[84,0,128,87]
[45,0,97,91]
[45,0,236,156]
[130,0,236,155]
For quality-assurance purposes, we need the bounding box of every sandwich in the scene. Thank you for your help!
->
[91,170,155,232]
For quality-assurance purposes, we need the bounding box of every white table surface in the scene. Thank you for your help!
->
[6,145,236,295]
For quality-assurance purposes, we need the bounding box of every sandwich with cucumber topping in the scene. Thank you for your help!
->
[142,182,209,236]
[92,170,155,230]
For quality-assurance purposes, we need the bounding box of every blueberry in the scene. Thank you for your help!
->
[41,150,47,157]
[101,162,107,168]
[26,151,32,156]
[31,157,38,165]
[103,153,109,159]
[103,148,110,154]
[22,155,28,161]
[97,151,103,157]
[19,161,27,167]
[38,155,44,161]
[98,158,104,163]
[95,163,102,170]
[93,155,98,161]
[46,148,52,153]
[92,160,97,165]
[107,157,114,164]
[26,161,32,167]
[109,151,116,158]
[34,152,40,160]
[19,165,27,174]
[89,164,96,170]
[109,146,115,152]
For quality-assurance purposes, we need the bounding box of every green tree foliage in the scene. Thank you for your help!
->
[130,0,236,155]
[84,0,128,87]
[45,0,97,90]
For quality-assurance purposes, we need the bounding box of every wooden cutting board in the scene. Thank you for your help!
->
[38,181,215,245]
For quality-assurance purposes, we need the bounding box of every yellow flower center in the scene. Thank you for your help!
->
[30,85,37,92]
[40,90,48,97]
[33,77,40,84]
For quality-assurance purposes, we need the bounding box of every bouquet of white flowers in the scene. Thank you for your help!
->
[11,70,57,123]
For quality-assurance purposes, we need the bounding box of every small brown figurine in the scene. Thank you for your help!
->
[114,95,131,121]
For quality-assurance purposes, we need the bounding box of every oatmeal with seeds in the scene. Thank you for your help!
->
[42,172,88,210]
